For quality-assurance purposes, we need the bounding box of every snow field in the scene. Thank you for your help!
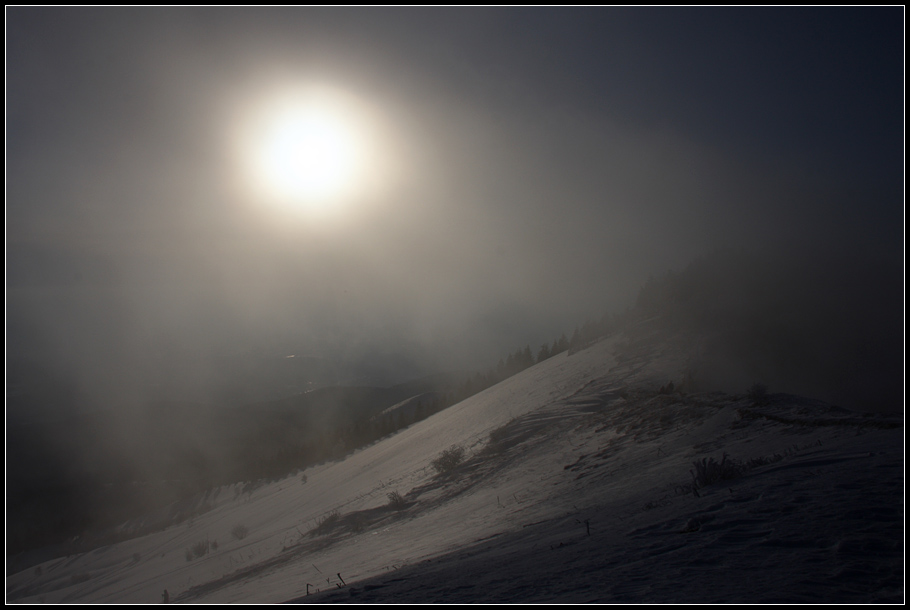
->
[7,331,902,603]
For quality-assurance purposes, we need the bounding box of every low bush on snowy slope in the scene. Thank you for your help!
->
[431,445,466,476]
[231,524,249,540]
[690,453,744,493]
[387,491,408,510]
[309,510,341,537]
[688,449,794,497]
[184,537,216,561]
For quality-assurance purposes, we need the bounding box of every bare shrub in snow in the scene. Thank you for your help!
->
[188,538,210,559]
[310,510,341,536]
[431,445,466,476]
[685,449,792,497]
[387,491,407,510]
[231,524,249,540]
[482,422,512,455]
[690,453,744,493]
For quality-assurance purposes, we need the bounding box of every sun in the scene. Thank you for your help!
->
[229,81,405,221]
[256,103,357,204]
[239,86,368,214]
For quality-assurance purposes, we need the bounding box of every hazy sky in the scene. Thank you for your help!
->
[6,7,904,407]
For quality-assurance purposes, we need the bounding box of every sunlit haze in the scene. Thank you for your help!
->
[235,84,377,217]
[7,7,902,409]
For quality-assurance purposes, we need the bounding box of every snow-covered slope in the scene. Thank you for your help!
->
[6,325,903,603]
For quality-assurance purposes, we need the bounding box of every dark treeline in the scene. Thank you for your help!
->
[448,312,631,405]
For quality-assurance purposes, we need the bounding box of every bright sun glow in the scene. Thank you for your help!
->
[236,84,375,216]
[256,103,357,203]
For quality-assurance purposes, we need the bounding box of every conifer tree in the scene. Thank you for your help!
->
[537,343,551,363]
[569,327,581,351]
[522,345,533,368]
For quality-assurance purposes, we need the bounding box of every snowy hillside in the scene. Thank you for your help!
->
[6,322,903,603]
